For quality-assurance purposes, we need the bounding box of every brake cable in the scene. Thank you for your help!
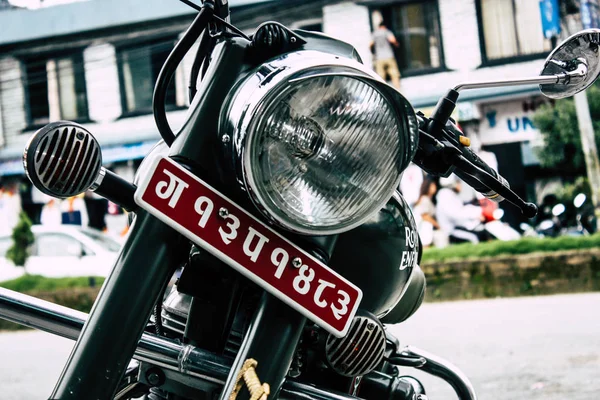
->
[155,0,252,146]
[180,0,251,40]
[153,1,215,146]
[188,29,213,103]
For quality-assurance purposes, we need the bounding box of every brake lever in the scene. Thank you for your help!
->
[414,113,538,218]
[452,154,538,218]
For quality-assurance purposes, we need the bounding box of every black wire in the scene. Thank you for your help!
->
[179,0,202,12]
[188,29,211,103]
[201,37,217,79]
[212,15,252,41]
[178,0,251,41]
[153,5,214,146]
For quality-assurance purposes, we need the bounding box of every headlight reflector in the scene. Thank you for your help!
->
[223,52,417,235]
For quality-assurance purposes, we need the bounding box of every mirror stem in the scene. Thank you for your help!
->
[453,69,585,92]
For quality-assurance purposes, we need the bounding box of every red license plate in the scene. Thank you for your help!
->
[134,156,362,337]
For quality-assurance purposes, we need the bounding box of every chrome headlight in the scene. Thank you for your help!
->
[221,51,418,235]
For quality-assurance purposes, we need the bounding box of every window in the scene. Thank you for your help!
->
[376,0,444,74]
[35,234,91,257]
[23,53,89,127]
[478,0,552,62]
[117,38,178,115]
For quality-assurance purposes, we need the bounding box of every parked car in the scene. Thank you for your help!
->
[0,225,121,282]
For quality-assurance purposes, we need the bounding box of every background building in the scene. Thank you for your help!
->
[0,0,580,228]
[321,0,561,227]
[0,0,327,226]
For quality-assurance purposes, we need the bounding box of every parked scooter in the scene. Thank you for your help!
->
[572,193,597,234]
[439,192,521,244]
[481,203,522,241]
[453,203,521,243]
[551,193,597,236]
[522,192,597,237]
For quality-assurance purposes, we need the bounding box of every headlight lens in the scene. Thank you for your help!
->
[224,52,417,235]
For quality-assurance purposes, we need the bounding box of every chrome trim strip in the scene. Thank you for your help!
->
[90,167,106,192]
[453,74,560,92]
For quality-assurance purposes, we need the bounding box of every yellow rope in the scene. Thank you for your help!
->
[229,359,270,400]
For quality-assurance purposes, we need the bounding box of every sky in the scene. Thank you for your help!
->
[8,0,271,8]
[9,0,85,8]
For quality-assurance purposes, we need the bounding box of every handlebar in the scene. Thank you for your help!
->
[455,144,507,201]
[413,113,538,219]
[452,154,538,218]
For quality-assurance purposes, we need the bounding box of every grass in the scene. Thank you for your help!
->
[422,233,600,263]
[0,274,105,292]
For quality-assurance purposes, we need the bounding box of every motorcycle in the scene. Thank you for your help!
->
[572,193,597,235]
[1,1,599,399]
[521,192,597,237]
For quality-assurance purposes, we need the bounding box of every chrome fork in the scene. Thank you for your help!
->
[0,287,477,400]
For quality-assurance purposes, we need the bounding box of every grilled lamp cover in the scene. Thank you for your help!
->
[23,121,102,199]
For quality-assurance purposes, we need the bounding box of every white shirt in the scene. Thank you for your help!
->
[436,188,482,234]
[400,163,423,208]
[41,200,63,227]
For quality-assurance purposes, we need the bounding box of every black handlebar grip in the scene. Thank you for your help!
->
[459,147,508,202]
[453,153,539,218]
[522,202,539,219]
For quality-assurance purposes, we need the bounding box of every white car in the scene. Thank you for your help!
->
[0,225,121,282]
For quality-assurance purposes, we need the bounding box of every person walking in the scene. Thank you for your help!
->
[0,180,22,234]
[370,22,401,90]
[40,198,62,227]
[413,176,441,247]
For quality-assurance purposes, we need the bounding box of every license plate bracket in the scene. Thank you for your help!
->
[134,156,362,337]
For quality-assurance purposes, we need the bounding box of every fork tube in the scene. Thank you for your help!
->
[219,293,306,400]
[50,211,183,400]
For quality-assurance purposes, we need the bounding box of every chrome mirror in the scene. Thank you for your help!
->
[540,29,600,99]
[452,29,600,96]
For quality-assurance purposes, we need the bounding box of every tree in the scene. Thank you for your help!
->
[532,81,600,175]
[6,211,35,269]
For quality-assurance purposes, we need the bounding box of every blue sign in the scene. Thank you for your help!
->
[539,0,561,38]
[581,0,600,29]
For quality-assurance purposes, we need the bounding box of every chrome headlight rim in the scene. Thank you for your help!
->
[221,51,419,236]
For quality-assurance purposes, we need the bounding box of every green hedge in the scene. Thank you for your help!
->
[0,274,105,292]
[422,233,600,263]
[0,275,104,331]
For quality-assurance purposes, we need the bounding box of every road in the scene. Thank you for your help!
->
[0,293,599,400]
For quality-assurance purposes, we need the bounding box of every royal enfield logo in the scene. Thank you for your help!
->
[400,227,418,271]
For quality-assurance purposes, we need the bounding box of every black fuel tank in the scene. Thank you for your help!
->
[328,191,420,318]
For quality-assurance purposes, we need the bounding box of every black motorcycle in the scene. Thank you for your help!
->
[2,1,599,399]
